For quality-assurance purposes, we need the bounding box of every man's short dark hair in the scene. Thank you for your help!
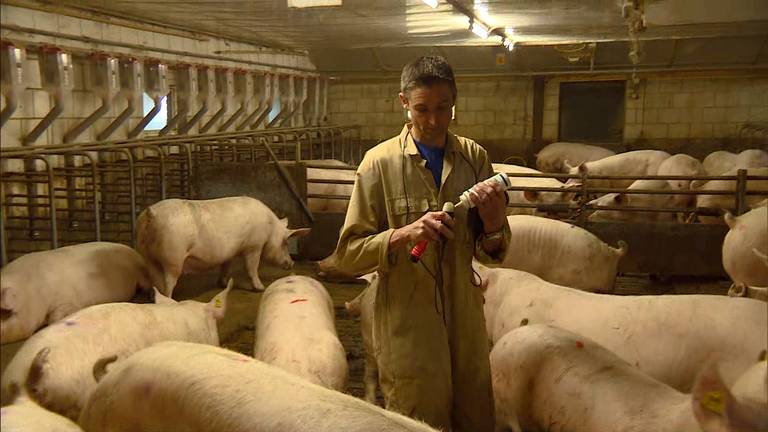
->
[400,55,457,100]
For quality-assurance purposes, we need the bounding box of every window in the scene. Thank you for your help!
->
[558,81,625,143]
[268,94,281,123]
[142,92,168,131]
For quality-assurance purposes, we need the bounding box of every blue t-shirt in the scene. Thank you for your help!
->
[414,139,445,189]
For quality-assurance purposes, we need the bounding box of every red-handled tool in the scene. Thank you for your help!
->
[410,202,455,263]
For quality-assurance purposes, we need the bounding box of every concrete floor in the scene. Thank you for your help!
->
[0,259,731,403]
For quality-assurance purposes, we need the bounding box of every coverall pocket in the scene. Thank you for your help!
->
[387,196,433,227]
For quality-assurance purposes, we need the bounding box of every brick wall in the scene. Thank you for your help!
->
[0,4,315,159]
[543,75,768,157]
[330,73,766,163]
[328,77,533,162]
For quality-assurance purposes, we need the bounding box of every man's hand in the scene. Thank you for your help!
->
[467,179,507,233]
[389,211,455,250]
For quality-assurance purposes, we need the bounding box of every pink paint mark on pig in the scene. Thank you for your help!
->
[290,298,308,304]
[64,320,77,326]
[575,341,584,348]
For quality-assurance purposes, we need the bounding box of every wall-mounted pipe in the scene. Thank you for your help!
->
[236,72,265,130]
[295,76,309,127]
[199,67,232,133]
[23,46,73,145]
[218,69,252,132]
[64,53,120,143]
[242,73,274,130]
[97,57,142,141]
[267,74,292,128]
[311,76,321,127]
[128,59,168,138]
[160,63,196,135]
[178,65,213,134]
[320,77,329,124]
[0,42,25,128]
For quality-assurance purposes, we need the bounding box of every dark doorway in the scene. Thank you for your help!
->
[559,81,625,143]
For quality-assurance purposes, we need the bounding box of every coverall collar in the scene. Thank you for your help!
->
[399,123,460,156]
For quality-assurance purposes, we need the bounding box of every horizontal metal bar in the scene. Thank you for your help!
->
[307,179,355,185]
[307,194,351,200]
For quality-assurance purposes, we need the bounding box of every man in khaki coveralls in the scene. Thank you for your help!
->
[330,56,510,431]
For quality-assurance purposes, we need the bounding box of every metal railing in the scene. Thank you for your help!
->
[502,169,768,224]
[0,125,361,265]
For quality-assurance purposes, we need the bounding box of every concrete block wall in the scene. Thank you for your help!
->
[0,4,315,163]
[543,75,768,157]
[328,77,533,161]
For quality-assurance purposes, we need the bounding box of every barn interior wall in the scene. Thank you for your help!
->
[327,76,534,163]
[0,4,314,167]
[543,74,768,158]
[329,73,767,164]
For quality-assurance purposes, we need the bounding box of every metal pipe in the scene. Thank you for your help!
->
[159,99,188,135]
[178,100,208,134]
[247,75,275,129]
[218,102,245,132]
[97,97,134,141]
[0,92,17,128]
[256,136,314,223]
[199,101,227,133]
[64,95,112,143]
[23,91,65,145]
[128,95,164,138]
[735,169,748,215]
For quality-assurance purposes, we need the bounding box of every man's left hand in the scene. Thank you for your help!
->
[467,179,507,233]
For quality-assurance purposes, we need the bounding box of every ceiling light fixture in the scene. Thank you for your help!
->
[421,0,439,8]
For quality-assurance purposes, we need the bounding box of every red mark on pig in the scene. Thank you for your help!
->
[290,298,308,304]
[575,341,584,348]
[64,320,77,326]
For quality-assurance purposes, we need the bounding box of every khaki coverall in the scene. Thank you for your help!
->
[332,124,511,431]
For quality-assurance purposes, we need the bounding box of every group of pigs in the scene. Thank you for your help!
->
[491,143,768,224]
[1,196,444,431]
[343,223,767,432]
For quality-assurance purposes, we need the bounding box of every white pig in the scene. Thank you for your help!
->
[704,149,768,175]
[535,142,615,173]
[302,159,355,213]
[136,197,311,297]
[731,358,767,407]
[345,273,378,404]
[704,150,738,175]
[479,266,768,392]
[78,341,439,432]
[490,324,767,432]
[587,179,677,222]
[565,150,671,189]
[0,283,231,420]
[694,167,768,224]
[723,206,768,288]
[253,275,347,391]
[0,242,152,344]
[500,215,627,292]
[492,163,573,215]
[0,392,83,432]
[657,153,705,211]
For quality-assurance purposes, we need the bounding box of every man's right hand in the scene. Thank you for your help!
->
[388,211,455,250]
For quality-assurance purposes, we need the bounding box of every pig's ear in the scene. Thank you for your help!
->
[523,190,539,203]
[207,278,232,320]
[577,163,588,174]
[563,159,575,171]
[153,287,177,305]
[288,228,312,238]
[0,287,16,311]
[614,193,626,205]
[25,347,51,398]
[279,217,289,227]
[92,354,118,383]
[690,358,763,432]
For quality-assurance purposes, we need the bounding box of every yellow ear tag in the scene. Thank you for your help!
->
[215,297,222,308]
[701,391,725,415]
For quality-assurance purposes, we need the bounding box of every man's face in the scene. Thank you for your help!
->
[399,82,454,148]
